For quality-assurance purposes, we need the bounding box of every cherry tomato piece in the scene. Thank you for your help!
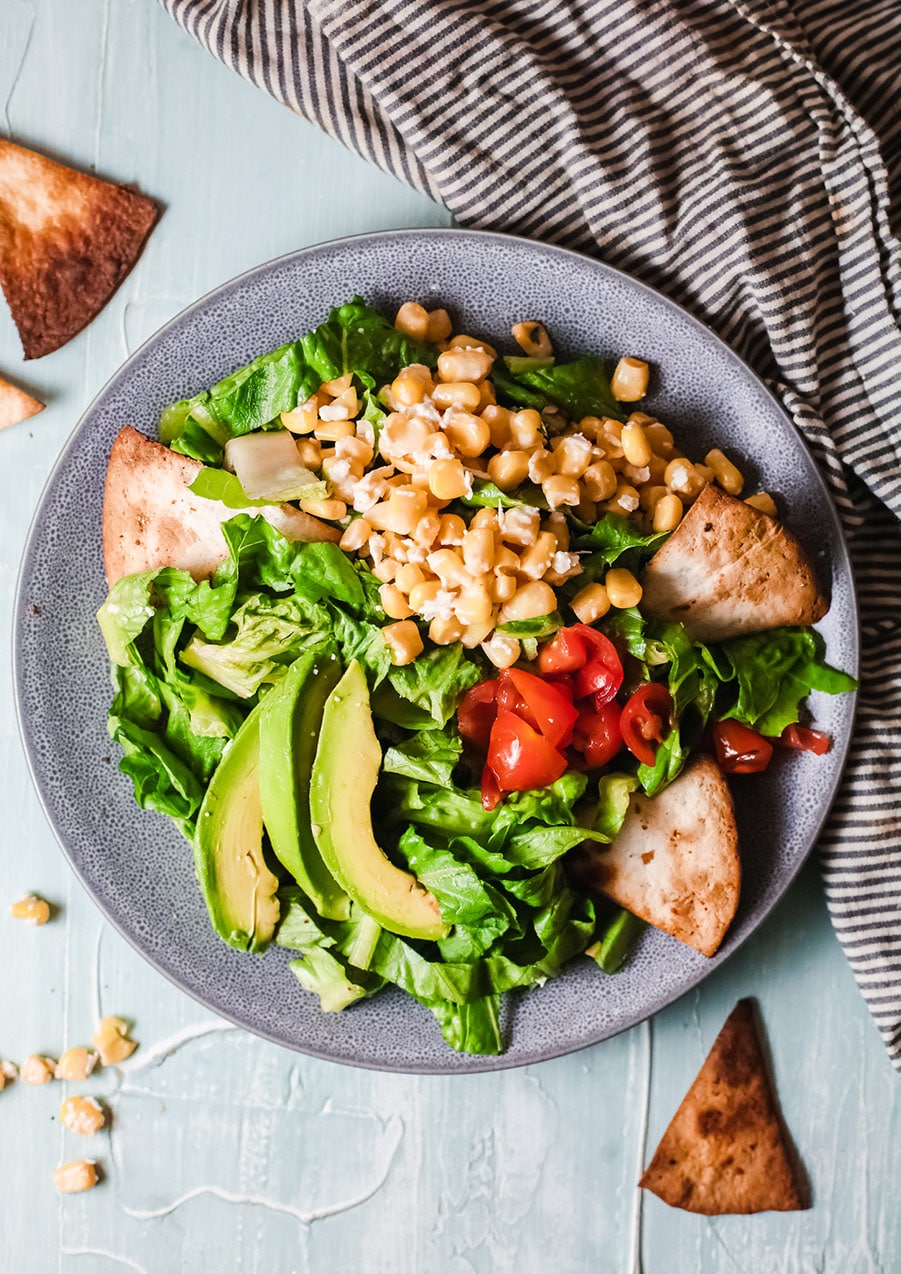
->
[507,668,579,750]
[711,719,774,774]
[571,702,624,770]
[481,761,503,811]
[488,712,569,793]
[778,724,830,755]
[544,673,576,700]
[575,658,624,705]
[620,682,674,767]
[538,628,590,675]
[457,679,499,752]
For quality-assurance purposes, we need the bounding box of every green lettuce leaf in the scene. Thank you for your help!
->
[428,996,503,1055]
[388,643,482,726]
[382,732,463,787]
[722,628,858,737]
[492,355,625,423]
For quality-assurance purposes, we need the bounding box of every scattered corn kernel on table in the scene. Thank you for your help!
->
[2,3,900,1270]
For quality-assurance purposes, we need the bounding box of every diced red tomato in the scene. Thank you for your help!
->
[572,702,624,770]
[480,761,503,811]
[544,672,576,700]
[457,679,500,752]
[487,712,569,793]
[778,724,830,755]
[711,719,773,774]
[538,627,591,674]
[620,682,674,767]
[507,669,579,750]
[573,634,624,704]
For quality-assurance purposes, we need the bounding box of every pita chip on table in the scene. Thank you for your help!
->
[0,138,158,359]
[640,999,808,1214]
[102,426,340,586]
[640,484,827,641]
[569,756,740,958]
[0,374,43,430]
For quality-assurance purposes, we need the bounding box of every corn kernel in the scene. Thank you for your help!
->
[10,894,51,925]
[444,412,491,457]
[639,483,669,513]
[544,513,570,551]
[300,498,347,521]
[409,580,444,612]
[53,1160,99,1194]
[644,421,675,455]
[411,510,442,547]
[380,584,414,619]
[481,404,512,449]
[427,548,471,588]
[426,308,452,343]
[321,373,353,397]
[519,531,558,581]
[281,395,320,434]
[449,334,498,358]
[372,557,399,583]
[554,434,594,478]
[314,419,356,442]
[528,449,556,484]
[542,475,581,508]
[499,580,557,622]
[492,573,517,603]
[705,448,744,496]
[454,586,494,626]
[745,491,778,517]
[20,1055,56,1085]
[664,457,706,499]
[621,420,652,466]
[481,633,522,669]
[581,461,618,502]
[395,302,430,341]
[611,357,649,401]
[511,322,552,358]
[462,528,495,574]
[0,1059,18,1090]
[570,582,611,624]
[339,519,372,552]
[91,1017,137,1067]
[428,459,471,501]
[498,506,541,547]
[56,1048,99,1082]
[383,620,423,666]
[487,450,530,492]
[391,364,432,407]
[296,438,323,468]
[428,616,465,645]
[437,513,466,545]
[461,618,495,648]
[508,409,544,450]
[437,348,493,384]
[653,493,684,532]
[609,483,641,515]
[477,379,496,411]
[605,568,643,609]
[432,381,482,412]
[60,1096,106,1137]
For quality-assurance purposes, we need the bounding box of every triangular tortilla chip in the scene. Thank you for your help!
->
[0,139,158,359]
[640,484,827,641]
[103,426,340,585]
[640,999,807,1214]
[569,756,739,957]
[0,374,43,430]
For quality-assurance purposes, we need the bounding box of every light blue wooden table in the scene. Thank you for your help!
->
[1,4,899,1271]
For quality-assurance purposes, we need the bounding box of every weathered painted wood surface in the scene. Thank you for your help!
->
[1,3,898,1270]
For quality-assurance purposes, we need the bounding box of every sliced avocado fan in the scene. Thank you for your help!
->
[309,660,449,942]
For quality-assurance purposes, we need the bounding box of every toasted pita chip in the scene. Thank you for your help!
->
[0,374,43,430]
[0,139,158,359]
[639,999,807,1214]
[640,484,827,642]
[569,756,739,957]
[103,426,340,585]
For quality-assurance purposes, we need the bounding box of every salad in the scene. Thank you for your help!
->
[97,297,856,1055]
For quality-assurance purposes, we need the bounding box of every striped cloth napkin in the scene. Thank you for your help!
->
[159,0,901,1070]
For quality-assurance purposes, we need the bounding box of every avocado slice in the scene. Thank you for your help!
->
[310,661,449,942]
[259,648,349,920]
[194,702,280,952]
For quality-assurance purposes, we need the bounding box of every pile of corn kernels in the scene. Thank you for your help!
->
[279,303,775,670]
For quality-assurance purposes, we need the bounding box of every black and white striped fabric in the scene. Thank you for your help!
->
[158,0,901,1069]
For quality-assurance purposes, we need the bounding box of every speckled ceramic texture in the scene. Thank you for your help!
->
[14,230,858,1074]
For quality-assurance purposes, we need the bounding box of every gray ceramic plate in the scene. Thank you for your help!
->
[14,230,858,1073]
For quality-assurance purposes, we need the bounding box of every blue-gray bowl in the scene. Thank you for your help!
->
[13,229,858,1073]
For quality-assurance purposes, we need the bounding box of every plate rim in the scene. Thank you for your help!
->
[13,226,860,1073]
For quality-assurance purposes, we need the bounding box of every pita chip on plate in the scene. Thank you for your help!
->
[103,426,340,586]
[569,755,740,957]
[640,484,827,642]
[0,138,158,359]
[0,374,43,430]
[640,999,808,1214]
